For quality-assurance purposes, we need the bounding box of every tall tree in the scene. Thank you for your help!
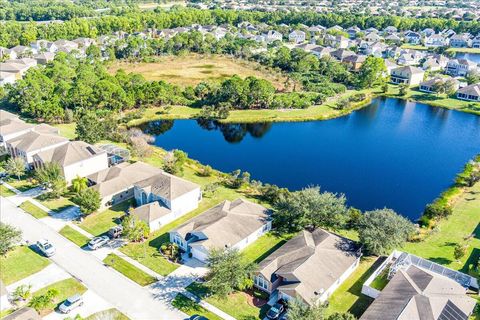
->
[122,214,150,242]
[5,157,25,180]
[0,222,22,256]
[357,208,415,255]
[75,110,104,144]
[357,57,387,89]
[206,248,256,298]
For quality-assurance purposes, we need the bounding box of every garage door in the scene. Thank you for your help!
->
[191,247,208,262]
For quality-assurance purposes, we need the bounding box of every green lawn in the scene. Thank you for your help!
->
[385,85,480,116]
[242,232,291,264]
[0,246,51,285]
[172,294,222,320]
[52,123,76,140]
[186,282,269,320]
[36,195,75,213]
[446,47,480,54]
[86,309,130,320]
[326,257,377,317]
[403,182,480,271]
[6,175,37,192]
[19,200,49,218]
[103,253,157,286]
[79,200,132,236]
[31,278,87,315]
[0,184,16,197]
[369,267,390,291]
[59,225,91,247]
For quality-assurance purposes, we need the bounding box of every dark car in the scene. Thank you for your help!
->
[266,303,285,319]
[189,315,208,320]
[108,225,123,239]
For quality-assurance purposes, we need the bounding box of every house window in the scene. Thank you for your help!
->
[255,275,269,290]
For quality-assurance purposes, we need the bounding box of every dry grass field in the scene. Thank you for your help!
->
[109,54,291,90]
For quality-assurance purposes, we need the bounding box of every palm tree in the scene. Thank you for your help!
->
[71,176,88,193]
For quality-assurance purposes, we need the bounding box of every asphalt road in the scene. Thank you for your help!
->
[0,196,187,320]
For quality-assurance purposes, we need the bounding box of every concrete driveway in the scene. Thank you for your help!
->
[43,290,112,320]
[0,196,186,320]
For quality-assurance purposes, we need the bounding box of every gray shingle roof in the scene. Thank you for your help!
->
[34,141,104,167]
[135,172,200,201]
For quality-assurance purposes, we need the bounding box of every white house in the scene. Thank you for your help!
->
[289,30,306,43]
[390,66,425,86]
[254,229,361,306]
[32,141,108,184]
[449,34,471,48]
[6,131,68,167]
[265,30,283,43]
[0,117,34,152]
[445,59,478,77]
[456,83,480,102]
[131,172,201,231]
[88,161,163,210]
[170,198,271,262]
[424,34,448,47]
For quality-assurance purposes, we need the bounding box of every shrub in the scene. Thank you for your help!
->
[72,188,101,215]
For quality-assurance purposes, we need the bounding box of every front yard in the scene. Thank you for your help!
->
[36,195,75,213]
[5,174,38,192]
[103,253,157,286]
[79,200,132,236]
[172,294,222,320]
[186,282,269,320]
[0,245,51,285]
[59,225,91,247]
[19,200,49,218]
[31,278,87,315]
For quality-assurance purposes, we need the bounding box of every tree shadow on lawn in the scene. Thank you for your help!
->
[461,247,480,275]
[345,257,385,317]
[428,257,453,265]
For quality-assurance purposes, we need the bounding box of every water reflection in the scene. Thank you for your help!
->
[196,119,273,143]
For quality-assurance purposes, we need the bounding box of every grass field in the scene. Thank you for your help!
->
[446,47,480,54]
[0,184,16,197]
[59,225,91,247]
[242,232,291,264]
[172,294,222,320]
[79,200,132,236]
[109,54,291,90]
[103,253,157,286]
[52,123,76,140]
[0,246,51,285]
[36,196,75,213]
[31,278,87,315]
[19,200,49,219]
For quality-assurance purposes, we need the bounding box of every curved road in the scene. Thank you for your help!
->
[0,196,186,320]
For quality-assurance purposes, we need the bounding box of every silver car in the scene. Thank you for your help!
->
[36,239,55,257]
[59,294,83,313]
[88,236,109,250]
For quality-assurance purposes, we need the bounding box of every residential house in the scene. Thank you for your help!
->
[170,198,271,262]
[424,34,448,47]
[383,26,398,35]
[289,30,306,44]
[254,229,361,305]
[457,83,480,101]
[32,141,108,184]
[473,36,480,48]
[0,47,17,60]
[404,31,422,44]
[0,72,16,86]
[445,59,478,77]
[73,37,96,48]
[364,32,382,43]
[54,40,79,53]
[0,118,34,151]
[330,49,355,62]
[307,26,324,36]
[361,260,477,319]
[422,55,448,71]
[310,46,333,58]
[385,34,402,44]
[385,60,399,75]
[346,26,361,39]
[265,30,283,43]
[365,27,379,34]
[390,66,425,86]
[6,131,68,167]
[30,40,57,53]
[421,28,435,37]
[342,54,366,71]
[295,43,321,53]
[326,35,349,49]
[449,34,472,48]
[0,61,33,80]
[359,42,387,57]
[131,172,201,231]
[33,52,55,65]
[419,77,459,93]
[3,307,41,320]
[10,45,34,58]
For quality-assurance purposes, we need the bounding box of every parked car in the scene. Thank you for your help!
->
[189,315,209,320]
[108,225,123,239]
[88,236,109,250]
[267,302,285,319]
[59,294,83,313]
[36,239,55,257]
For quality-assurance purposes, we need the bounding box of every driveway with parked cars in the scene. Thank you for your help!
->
[1,196,186,320]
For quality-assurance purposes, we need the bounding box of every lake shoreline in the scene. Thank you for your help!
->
[129,89,480,127]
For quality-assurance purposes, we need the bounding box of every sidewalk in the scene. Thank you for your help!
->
[7,264,70,293]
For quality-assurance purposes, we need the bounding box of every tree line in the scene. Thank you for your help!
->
[1,7,480,47]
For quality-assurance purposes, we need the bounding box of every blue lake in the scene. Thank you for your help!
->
[142,98,480,220]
